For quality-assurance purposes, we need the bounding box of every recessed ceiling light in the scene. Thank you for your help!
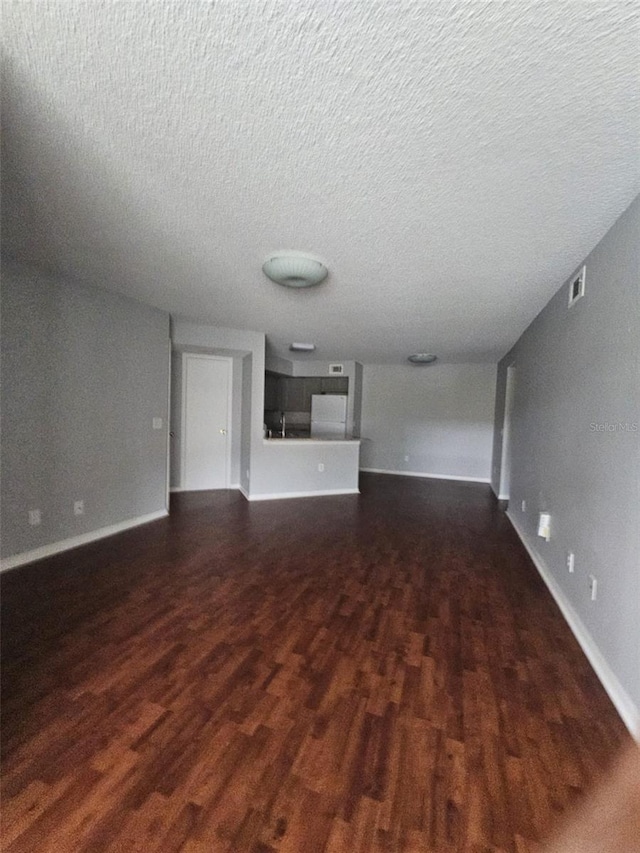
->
[289,342,316,352]
[408,353,438,365]
[263,253,328,288]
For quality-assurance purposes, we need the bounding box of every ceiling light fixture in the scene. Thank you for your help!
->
[408,353,438,365]
[289,342,316,352]
[263,253,328,288]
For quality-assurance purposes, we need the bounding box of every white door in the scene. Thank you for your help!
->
[182,355,231,490]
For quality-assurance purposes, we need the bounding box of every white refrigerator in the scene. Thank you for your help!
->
[311,394,348,438]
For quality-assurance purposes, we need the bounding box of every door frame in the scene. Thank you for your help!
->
[498,363,516,501]
[181,353,233,490]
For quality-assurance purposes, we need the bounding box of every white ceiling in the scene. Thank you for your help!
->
[2,0,639,364]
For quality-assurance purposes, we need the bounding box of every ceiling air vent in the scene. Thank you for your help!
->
[568,265,586,307]
[329,364,344,375]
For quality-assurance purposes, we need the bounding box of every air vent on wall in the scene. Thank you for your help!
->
[568,265,586,307]
[329,364,344,375]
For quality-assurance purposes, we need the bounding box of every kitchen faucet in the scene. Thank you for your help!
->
[280,412,286,437]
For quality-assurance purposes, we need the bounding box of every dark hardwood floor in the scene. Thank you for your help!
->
[1,474,630,852]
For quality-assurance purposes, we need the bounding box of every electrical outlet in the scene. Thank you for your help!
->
[404,455,409,462]
[567,552,575,573]
[521,500,526,512]
[318,463,325,472]
[589,575,598,602]
[152,417,163,430]
[74,500,84,516]
[28,509,41,526]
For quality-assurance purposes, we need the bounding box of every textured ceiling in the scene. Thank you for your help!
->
[2,0,639,363]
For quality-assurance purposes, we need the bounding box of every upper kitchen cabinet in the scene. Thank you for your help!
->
[265,373,351,413]
[280,377,305,411]
[321,376,348,395]
[302,377,323,410]
[264,372,280,410]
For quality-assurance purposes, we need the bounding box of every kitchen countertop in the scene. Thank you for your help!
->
[263,435,360,445]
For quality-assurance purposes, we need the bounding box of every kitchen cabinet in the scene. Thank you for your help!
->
[265,374,350,413]
[280,377,305,411]
[264,373,279,410]
[302,378,323,410]
[321,377,348,395]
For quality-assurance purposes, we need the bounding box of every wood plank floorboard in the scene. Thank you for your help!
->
[1,474,630,852]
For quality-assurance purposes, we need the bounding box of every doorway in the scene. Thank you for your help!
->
[182,354,232,490]
[499,364,516,501]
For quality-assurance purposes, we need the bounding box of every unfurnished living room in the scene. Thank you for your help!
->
[1,2,639,852]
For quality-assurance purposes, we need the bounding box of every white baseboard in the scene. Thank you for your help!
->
[239,485,250,501]
[360,468,490,484]
[170,484,240,493]
[507,510,639,739]
[0,510,169,573]
[246,488,360,502]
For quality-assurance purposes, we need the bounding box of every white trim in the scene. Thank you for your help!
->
[507,510,639,739]
[498,364,516,499]
[239,484,250,501]
[169,486,237,493]
[360,468,490,484]
[497,493,509,500]
[165,339,172,511]
[246,488,360,502]
[171,485,240,493]
[0,510,168,574]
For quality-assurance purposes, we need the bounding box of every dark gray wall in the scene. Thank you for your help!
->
[1,263,170,561]
[493,195,640,728]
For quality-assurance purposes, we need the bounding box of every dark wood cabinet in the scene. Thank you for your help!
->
[264,373,279,410]
[265,374,349,414]
[321,377,348,395]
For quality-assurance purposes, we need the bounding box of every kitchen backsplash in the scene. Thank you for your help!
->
[264,410,310,429]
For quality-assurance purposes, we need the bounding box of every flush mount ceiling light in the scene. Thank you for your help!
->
[408,353,438,365]
[262,253,328,288]
[289,342,316,352]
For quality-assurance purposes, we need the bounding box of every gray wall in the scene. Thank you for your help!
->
[1,262,170,562]
[254,441,360,498]
[360,364,497,481]
[493,194,640,729]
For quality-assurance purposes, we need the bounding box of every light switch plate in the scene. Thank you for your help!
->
[537,512,551,541]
